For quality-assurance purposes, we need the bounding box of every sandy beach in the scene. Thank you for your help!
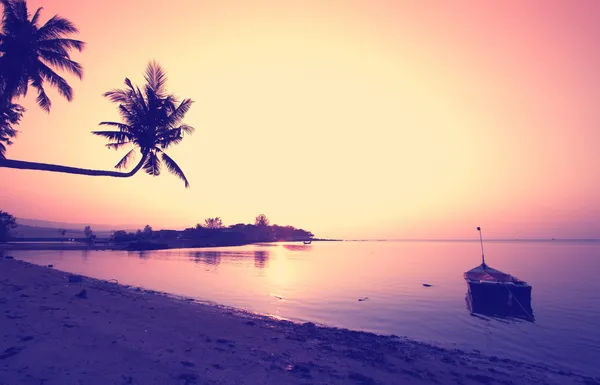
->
[0,258,597,385]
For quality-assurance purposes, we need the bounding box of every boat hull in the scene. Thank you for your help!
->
[466,280,533,319]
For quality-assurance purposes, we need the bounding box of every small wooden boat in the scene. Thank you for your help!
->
[464,227,533,319]
[303,240,312,245]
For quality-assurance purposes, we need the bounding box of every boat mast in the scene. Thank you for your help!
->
[477,226,486,266]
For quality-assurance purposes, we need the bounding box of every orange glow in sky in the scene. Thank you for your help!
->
[1,0,599,239]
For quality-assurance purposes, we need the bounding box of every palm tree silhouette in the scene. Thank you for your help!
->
[0,62,194,187]
[0,0,84,111]
[92,62,194,187]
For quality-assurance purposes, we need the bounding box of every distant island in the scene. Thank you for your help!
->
[113,214,316,250]
[1,212,340,251]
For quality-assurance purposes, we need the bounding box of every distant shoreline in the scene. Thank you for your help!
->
[1,237,598,252]
[346,238,600,243]
[0,238,343,252]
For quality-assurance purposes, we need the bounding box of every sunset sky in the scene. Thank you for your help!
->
[1,0,599,239]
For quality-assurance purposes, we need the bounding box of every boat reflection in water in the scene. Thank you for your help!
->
[464,227,535,322]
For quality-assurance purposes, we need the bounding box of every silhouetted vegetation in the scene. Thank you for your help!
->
[0,210,16,242]
[0,1,193,187]
[0,0,84,111]
[83,225,96,244]
[142,225,153,239]
[179,215,313,246]
[110,214,314,250]
[91,62,194,186]
[0,99,22,158]
[203,217,224,229]
[255,214,269,227]
[0,0,83,158]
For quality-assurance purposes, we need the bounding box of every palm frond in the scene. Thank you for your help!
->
[0,99,21,159]
[124,78,134,92]
[103,89,133,104]
[98,121,132,131]
[39,38,85,54]
[30,6,43,27]
[157,128,184,148]
[106,141,133,150]
[144,84,158,111]
[117,105,135,122]
[35,89,51,112]
[39,51,83,79]
[38,62,73,100]
[166,98,193,126]
[144,60,168,96]
[37,14,79,39]
[0,0,17,18]
[143,151,161,176]
[30,76,51,112]
[114,148,136,169]
[162,94,178,110]
[160,135,183,149]
[178,124,195,135]
[160,151,189,188]
[38,46,68,58]
[91,130,134,142]
[14,0,27,22]
[1,0,27,23]
[8,77,29,98]
[135,85,147,112]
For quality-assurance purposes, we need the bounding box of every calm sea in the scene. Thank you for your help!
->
[9,241,600,377]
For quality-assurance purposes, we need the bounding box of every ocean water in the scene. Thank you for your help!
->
[9,241,600,377]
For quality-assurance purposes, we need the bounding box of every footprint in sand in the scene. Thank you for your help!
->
[0,346,24,360]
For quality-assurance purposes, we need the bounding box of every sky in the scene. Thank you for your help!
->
[1,0,599,239]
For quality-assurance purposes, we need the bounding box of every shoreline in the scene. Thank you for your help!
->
[2,237,597,253]
[1,258,597,385]
[0,239,342,252]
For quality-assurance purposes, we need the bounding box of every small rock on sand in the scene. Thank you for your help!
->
[68,275,83,283]
[75,290,88,299]
[348,371,378,385]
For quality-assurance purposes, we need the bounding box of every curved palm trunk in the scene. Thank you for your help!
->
[0,152,147,178]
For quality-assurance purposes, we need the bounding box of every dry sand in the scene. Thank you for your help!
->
[0,259,597,385]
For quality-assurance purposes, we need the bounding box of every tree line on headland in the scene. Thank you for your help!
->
[1,210,315,249]
[110,214,315,250]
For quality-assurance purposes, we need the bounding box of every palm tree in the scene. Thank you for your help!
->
[92,61,194,187]
[0,61,194,187]
[204,217,223,229]
[0,0,84,111]
[255,214,270,227]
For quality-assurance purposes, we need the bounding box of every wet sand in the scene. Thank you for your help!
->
[0,259,597,385]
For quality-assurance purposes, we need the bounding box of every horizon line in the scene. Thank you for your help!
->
[341,238,600,242]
